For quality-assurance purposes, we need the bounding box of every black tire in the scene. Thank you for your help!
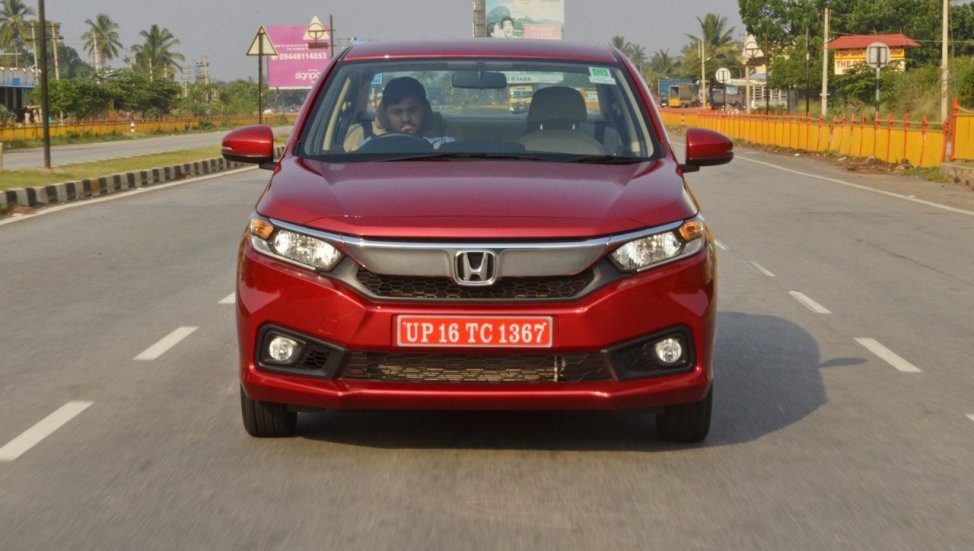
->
[240,387,297,437]
[656,386,712,443]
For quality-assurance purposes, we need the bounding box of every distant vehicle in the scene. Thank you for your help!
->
[658,78,697,107]
[508,85,532,113]
[667,83,701,108]
[222,39,734,442]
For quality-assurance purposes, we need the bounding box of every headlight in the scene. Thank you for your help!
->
[609,218,706,272]
[248,216,343,271]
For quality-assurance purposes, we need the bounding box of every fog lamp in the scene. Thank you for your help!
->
[268,335,303,364]
[654,337,684,365]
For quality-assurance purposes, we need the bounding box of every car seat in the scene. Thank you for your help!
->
[516,87,606,155]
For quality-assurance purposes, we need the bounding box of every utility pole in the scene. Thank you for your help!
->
[821,5,830,117]
[473,0,486,37]
[329,15,335,58]
[50,23,60,80]
[699,39,707,107]
[30,22,38,68]
[805,26,811,114]
[941,0,950,122]
[38,0,51,168]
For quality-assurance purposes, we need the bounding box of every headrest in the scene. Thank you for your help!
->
[527,86,587,127]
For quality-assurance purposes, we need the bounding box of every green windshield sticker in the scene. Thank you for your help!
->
[589,67,615,84]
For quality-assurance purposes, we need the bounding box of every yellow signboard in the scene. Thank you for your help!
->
[833,48,906,74]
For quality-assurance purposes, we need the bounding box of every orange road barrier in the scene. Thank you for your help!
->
[948,99,974,162]
[660,107,949,168]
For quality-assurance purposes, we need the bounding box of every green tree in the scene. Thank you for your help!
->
[55,40,94,80]
[738,1,819,68]
[686,13,741,104]
[217,79,260,116]
[0,0,34,67]
[179,81,220,117]
[110,69,180,115]
[82,13,123,70]
[48,77,113,118]
[132,24,184,81]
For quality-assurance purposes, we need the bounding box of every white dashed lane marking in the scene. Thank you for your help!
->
[714,240,728,251]
[967,414,974,424]
[0,401,93,462]
[856,338,922,373]
[134,326,198,361]
[219,292,235,304]
[788,291,832,314]
[748,261,775,278]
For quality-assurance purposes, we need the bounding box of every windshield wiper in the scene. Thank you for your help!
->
[380,152,550,162]
[567,155,651,164]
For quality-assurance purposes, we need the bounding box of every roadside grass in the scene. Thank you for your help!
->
[0,146,223,191]
[0,116,295,151]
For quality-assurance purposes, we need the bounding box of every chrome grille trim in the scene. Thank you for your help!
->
[267,217,688,278]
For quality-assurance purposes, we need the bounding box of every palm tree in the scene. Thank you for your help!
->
[685,13,737,105]
[648,49,680,77]
[628,43,648,71]
[0,0,34,67]
[132,24,184,81]
[610,35,628,53]
[609,35,647,70]
[82,14,122,70]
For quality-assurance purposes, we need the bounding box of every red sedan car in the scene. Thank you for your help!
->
[222,39,732,442]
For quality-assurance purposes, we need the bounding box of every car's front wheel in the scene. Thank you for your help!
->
[240,387,297,437]
[656,386,712,442]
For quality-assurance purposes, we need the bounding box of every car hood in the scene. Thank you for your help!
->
[256,157,699,239]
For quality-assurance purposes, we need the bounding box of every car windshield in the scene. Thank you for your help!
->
[297,58,660,163]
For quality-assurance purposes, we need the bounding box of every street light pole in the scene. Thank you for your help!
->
[821,5,830,117]
[38,0,51,169]
[941,0,950,122]
[805,26,811,114]
[699,40,706,107]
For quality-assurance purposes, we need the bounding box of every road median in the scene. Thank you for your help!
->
[0,147,282,216]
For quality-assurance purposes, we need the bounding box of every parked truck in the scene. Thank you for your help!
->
[658,78,699,108]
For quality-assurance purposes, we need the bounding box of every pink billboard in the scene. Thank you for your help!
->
[266,26,331,89]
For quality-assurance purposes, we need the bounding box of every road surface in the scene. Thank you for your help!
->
[1,147,972,549]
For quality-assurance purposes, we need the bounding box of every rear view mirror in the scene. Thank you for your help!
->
[452,71,508,89]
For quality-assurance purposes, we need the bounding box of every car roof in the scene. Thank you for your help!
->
[343,39,620,64]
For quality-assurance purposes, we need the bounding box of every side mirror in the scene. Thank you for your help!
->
[681,127,733,173]
[222,125,275,169]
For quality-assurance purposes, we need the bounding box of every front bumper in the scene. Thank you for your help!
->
[237,239,716,411]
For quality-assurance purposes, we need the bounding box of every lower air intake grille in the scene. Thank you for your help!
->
[341,352,611,383]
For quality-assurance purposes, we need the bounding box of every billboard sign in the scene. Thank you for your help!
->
[486,0,564,40]
[266,26,331,89]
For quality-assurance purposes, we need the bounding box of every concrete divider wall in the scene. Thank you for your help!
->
[1,147,284,213]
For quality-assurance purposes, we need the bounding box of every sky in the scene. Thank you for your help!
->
[45,0,745,82]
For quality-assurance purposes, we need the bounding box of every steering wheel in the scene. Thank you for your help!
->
[358,132,433,153]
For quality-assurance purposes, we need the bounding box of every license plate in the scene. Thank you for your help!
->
[396,315,553,348]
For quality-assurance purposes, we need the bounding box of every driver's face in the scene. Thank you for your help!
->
[386,96,425,134]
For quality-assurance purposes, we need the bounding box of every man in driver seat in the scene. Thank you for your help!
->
[344,76,456,151]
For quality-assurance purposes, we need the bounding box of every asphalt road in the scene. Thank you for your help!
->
[1,147,972,549]
[1,126,294,171]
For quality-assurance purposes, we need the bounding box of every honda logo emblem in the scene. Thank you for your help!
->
[454,250,498,286]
